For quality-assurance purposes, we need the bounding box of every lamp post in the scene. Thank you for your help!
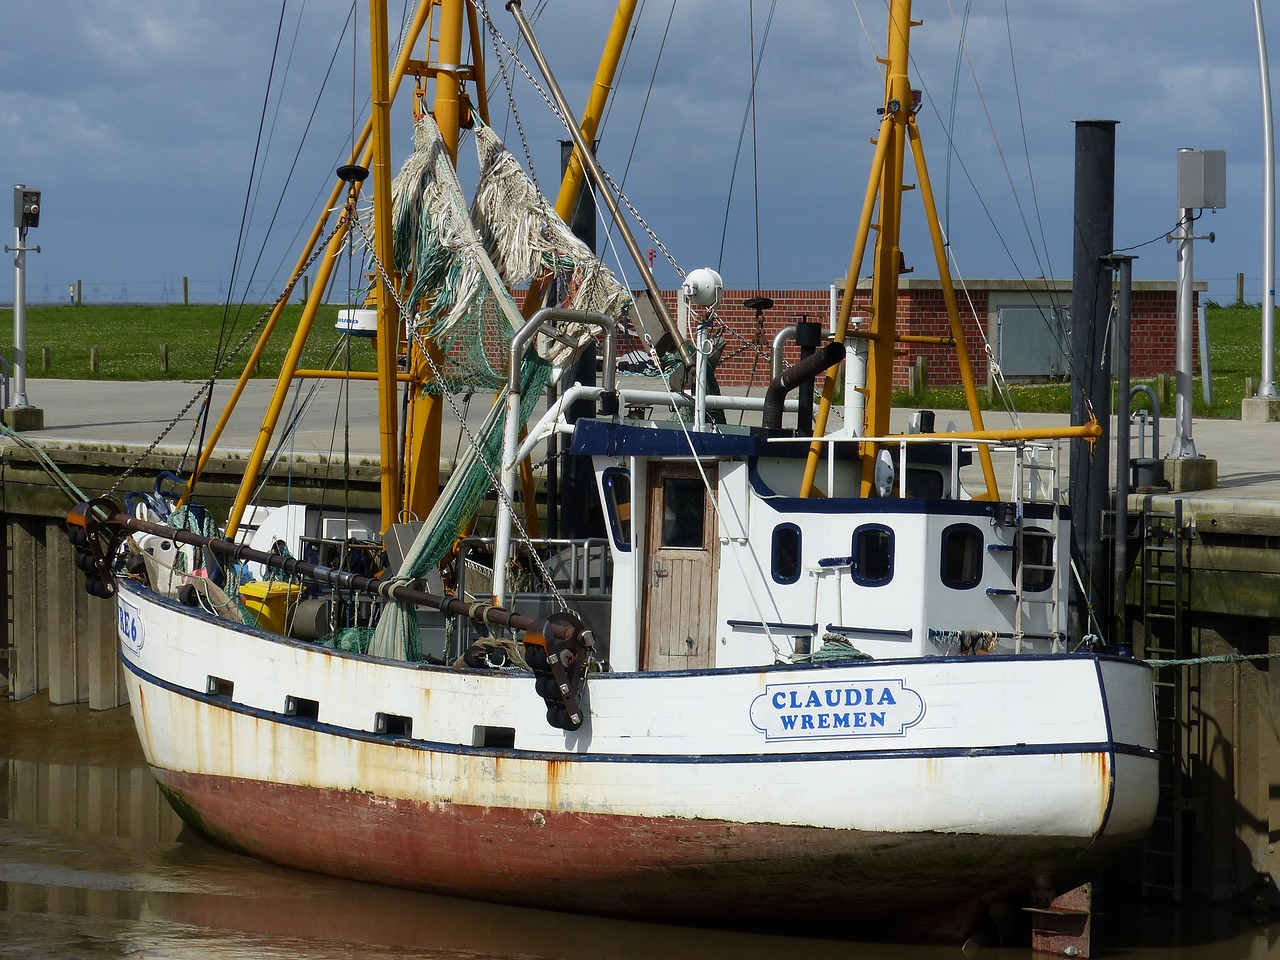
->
[5,184,45,429]
[1253,0,1277,399]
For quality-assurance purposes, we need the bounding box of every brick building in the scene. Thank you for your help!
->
[631,278,1197,390]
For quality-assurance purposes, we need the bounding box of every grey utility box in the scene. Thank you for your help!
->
[1177,149,1226,210]
[995,305,1070,381]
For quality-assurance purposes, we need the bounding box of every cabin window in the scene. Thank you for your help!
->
[940,523,984,589]
[851,524,894,586]
[602,467,632,551]
[661,476,705,548]
[1021,526,1055,592]
[771,524,802,584]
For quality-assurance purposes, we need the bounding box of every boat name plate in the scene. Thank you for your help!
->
[749,679,925,741]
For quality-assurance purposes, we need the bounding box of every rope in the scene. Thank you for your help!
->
[0,423,90,504]
[1147,652,1280,668]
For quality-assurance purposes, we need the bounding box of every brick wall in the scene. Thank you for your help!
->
[625,280,1191,389]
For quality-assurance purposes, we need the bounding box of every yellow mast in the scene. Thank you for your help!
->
[800,0,998,500]
[399,0,467,523]
[369,0,401,532]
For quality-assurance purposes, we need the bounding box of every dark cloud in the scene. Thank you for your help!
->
[1,0,1275,306]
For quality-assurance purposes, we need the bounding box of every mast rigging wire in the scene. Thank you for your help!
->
[715,0,778,284]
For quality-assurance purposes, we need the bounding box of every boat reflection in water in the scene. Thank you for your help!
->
[2,696,1278,959]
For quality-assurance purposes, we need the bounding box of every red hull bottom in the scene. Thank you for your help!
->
[154,766,1097,937]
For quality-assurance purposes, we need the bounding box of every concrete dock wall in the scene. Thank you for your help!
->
[0,438,380,707]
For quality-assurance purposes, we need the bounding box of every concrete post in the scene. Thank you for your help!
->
[45,526,82,704]
[6,517,47,699]
[86,591,125,710]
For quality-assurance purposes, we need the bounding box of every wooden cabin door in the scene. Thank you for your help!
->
[641,462,718,671]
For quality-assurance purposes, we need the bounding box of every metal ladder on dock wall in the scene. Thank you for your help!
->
[1138,498,1198,901]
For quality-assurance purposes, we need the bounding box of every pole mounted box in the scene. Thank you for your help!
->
[1177,150,1226,210]
[13,185,40,230]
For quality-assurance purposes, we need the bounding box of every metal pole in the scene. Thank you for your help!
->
[1254,0,1277,397]
[1170,152,1198,457]
[9,183,32,408]
[11,219,28,408]
[1104,254,1134,652]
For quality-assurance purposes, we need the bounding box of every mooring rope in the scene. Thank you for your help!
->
[0,422,90,504]
[1146,652,1280,668]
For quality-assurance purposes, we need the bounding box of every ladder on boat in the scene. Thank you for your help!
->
[989,441,1067,652]
[1137,498,1198,902]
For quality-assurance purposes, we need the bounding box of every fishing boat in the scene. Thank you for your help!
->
[67,0,1157,937]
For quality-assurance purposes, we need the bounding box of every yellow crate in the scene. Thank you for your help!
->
[239,581,303,633]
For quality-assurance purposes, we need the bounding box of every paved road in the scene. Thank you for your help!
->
[13,378,1280,511]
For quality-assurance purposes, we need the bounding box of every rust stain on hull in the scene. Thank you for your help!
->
[153,765,1107,933]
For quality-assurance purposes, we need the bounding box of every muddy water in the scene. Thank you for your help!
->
[1,695,1277,960]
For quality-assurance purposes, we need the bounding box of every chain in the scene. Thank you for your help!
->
[109,203,353,497]
[483,7,539,184]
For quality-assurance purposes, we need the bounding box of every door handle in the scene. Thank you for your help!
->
[653,560,668,585]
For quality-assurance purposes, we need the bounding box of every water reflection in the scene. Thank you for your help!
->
[2,694,1277,959]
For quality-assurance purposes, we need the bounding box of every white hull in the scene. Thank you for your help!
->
[118,581,1158,928]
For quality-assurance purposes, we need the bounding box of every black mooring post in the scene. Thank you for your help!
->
[795,317,822,435]
[1069,120,1118,642]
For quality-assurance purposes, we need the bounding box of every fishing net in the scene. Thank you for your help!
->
[369,117,633,660]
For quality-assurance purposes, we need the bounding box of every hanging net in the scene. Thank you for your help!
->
[368,116,633,660]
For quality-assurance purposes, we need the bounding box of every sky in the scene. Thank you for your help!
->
[0,1,1274,310]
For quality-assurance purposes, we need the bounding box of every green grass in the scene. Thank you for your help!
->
[0,303,1268,420]
[0,303,377,381]
[893,303,1267,419]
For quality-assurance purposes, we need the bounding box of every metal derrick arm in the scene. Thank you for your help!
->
[801,0,999,500]
[68,500,584,644]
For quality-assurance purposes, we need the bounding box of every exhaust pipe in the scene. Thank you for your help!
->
[763,342,846,431]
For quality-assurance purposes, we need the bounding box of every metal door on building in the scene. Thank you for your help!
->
[641,462,718,671]
[996,305,1070,379]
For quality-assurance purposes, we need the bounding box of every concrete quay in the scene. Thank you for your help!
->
[10,377,1280,501]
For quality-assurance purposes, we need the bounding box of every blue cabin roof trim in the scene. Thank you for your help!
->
[570,419,764,458]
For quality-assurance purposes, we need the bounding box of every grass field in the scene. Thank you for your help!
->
[0,301,1270,419]
[0,303,377,382]
[893,302,1266,420]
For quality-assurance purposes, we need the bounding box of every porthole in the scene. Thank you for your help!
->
[940,523,983,589]
[772,524,801,584]
[1021,526,1055,592]
[852,524,894,586]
